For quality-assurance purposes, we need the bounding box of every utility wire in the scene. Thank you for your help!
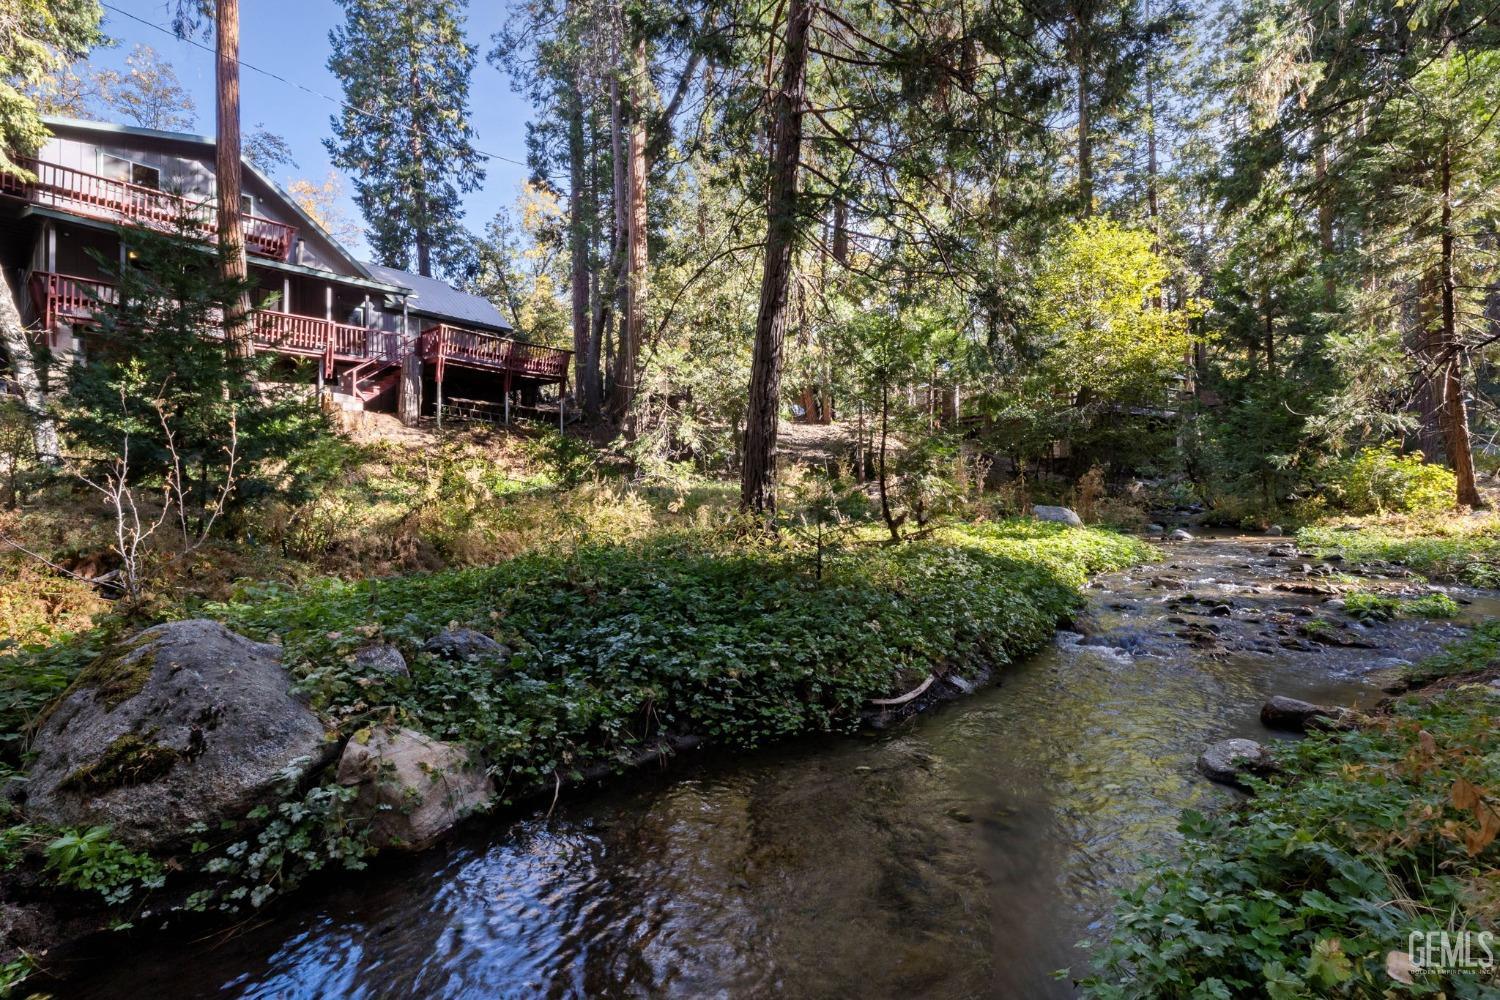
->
[99,1,530,168]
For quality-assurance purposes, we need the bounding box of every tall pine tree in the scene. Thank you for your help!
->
[326,0,485,278]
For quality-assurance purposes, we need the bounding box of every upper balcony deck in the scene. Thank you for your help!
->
[1,159,297,261]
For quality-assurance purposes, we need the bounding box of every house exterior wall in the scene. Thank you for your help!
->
[36,129,350,274]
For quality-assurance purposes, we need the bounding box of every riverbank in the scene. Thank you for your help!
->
[0,517,1150,991]
[1080,619,1500,998]
[1297,510,1500,587]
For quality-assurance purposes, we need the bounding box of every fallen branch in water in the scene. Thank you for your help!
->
[869,675,935,707]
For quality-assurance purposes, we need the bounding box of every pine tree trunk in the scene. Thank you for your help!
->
[408,63,431,278]
[1437,140,1482,508]
[604,73,628,413]
[1315,136,1335,306]
[1261,282,1275,372]
[1144,24,1161,310]
[0,277,60,463]
[567,89,598,419]
[878,380,899,541]
[216,0,251,357]
[623,61,648,422]
[741,0,811,518]
[1074,25,1092,216]
[607,41,648,428]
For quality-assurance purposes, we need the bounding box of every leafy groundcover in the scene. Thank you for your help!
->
[1080,628,1500,999]
[0,518,1148,969]
[207,519,1148,793]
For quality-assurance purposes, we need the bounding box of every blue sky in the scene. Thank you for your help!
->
[85,0,536,252]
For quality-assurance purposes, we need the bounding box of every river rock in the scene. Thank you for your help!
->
[1197,738,1276,786]
[1032,505,1084,527]
[422,627,512,663]
[1146,523,1166,536]
[1266,525,1284,536]
[1260,695,1361,733]
[23,620,333,847]
[1169,528,1194,541]
[354,643,408,678]
[336,726,493,850]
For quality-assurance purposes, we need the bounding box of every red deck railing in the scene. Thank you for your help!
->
[27,272,117,337]
[28,270,379,371]
[418,323,571,383]
[1,159,296,261]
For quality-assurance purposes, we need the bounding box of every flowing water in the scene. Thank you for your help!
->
[59,535,1496,999]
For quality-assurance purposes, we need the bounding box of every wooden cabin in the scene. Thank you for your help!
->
[0,117,570,425]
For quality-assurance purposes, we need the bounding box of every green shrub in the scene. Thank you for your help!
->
[1081,635,1500,999]
[1341,590,1457,622]
[1342,590,1401,622]
[1324,444,1456,515]
[205,520,1149,793]
[1401,592,1461,618]
[43,825,165,906]
[1299,518,1500,587]
[524,427,602,489]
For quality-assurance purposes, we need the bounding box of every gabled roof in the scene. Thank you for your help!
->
[364,264,513,333]
[39,115,379,285]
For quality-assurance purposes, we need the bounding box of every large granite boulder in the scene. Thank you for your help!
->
[336,726,493,850]
[1032,505,1084,527]
[24,620,333,847]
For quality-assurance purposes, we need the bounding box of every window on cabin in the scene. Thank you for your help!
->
[100,154,161,190]
[240,194,255,216]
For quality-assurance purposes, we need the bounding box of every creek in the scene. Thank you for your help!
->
[61,534,1496,998]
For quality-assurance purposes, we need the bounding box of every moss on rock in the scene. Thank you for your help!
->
[71,641,156,710]
[60,731,181,794]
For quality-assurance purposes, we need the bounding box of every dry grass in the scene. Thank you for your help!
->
[0,424,747,644]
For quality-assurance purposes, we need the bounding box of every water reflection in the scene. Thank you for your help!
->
[69,537,1464,999]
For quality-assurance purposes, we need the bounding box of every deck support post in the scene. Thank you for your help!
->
[436,378,443,430]
[559,375,566,431]
[504,369,513,425]
[398,351,421,426]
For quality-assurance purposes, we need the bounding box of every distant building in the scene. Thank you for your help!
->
[0,117,570,425]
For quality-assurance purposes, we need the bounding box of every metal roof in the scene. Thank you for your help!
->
[364,264,512,332]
